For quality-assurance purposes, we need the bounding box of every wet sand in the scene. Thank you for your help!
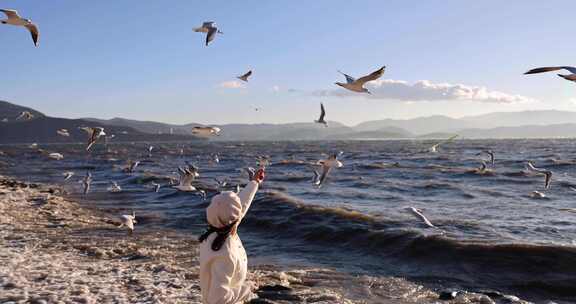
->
[0,176,531,304]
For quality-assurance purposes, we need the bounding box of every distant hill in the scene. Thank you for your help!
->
[4,100,576,142]
[0,101,197,144]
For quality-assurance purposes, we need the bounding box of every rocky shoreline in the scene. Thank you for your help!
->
[0,176,534,304]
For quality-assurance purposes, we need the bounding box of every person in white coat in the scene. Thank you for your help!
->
[199,169,265,304]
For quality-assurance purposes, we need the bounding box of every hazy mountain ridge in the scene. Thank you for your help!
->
[4,100,576,142]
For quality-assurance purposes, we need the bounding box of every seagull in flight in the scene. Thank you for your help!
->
[80,127,106,151]
[481,150,495,166]
[526,161,552,189]
[335,66,385,94]
[173,163,199,192]
[48,152,64,160]
[193,21,223,46]
[123,160,140,174]
[16,111,34,120]
[119,211,137,235]
[525,66,576,83]
[312,153,343,187]
[237,70,252,82]
[192,126,221,137]
[63,171,74,181]
[82,171,92,195]
[1,9,39,47]
[314,103,328,127]
[56,129,70,137]
[428,135,458,153]
[108,181,122,193]
[405,207,436,228]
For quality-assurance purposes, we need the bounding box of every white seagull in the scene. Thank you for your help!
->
[108,181,122,193]
[405,207,436,228]
[48,152,64,160]
[525,66,576,83]
[119,211,137,235]
[237,70,252,82]
[82,172,92,195]
[428,135,458,153]
[481,150,495,166]
[173,164,199,192]
[123,160,140,174]
[63,171,74,181]
[335,66,385,94]
[314,103,328,127]
[1,9,39,47]
[79,127,106,151]
[526,161,552,189]
[56,129,70,137]
[193,21,223,46]
[16,111,34,120]
[313,153,343,186]
[192,126,221,137]
[151,182,161,193]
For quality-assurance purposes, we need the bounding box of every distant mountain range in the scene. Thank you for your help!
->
[2,100,576,143]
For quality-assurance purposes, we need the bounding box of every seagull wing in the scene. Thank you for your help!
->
[202,21,215,28]
[337,70,356,84]
[206,27,217,46]
[524,66,576,74]
[319,103,326,121]
[86,129,98,151]
[545,171,552,189]
[0,9,20,20]
[25,23,39,47]
[238,70,252,81]
[318,165,332,185]
[354,66,385,85]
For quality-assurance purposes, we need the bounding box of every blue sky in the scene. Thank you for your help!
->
[2,0,576,125]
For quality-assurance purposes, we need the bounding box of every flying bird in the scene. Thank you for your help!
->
[237,70,252,82]
[314,103,328,127]
[335,66,385,94]
[56,129,70,137]
[173,164,199,192]
[63,171,74,181]
[151,182,161,193]
[80,127,106,151]
[119,211,137,235]
[405,207,436,228]
[526,161,552,189]
[481,150,495,166]
[192,126,221,137]
[428,135,458,153]
[48,152,64,160]
[108,181,122,193]
[16,111,34,120]
[123,160,140,174]
[82,172,92,195]
[312,153,343,186]
[1,9,39,47]
[193,21,223,46]
[524,66,576,83]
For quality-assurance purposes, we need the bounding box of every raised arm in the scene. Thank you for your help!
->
[238,181,259,219]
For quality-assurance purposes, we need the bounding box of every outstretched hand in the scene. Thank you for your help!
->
[253,168,265,184]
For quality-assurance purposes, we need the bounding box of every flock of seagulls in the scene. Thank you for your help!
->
[2,8,572,233]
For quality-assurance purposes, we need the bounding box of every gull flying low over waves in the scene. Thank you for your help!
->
[524,66,576,83]
[56,129,70,137]
[193,21,223,46]
[530,191,547,199]
[526,161,552,190]
[335,66,385,94]
[314,103,328,127]
[63,171,74,181]
[48,152,64,160]
[1,9,39,47]
[479,150,495,166]
[80,127,106,151]
[16,111,34,120]
[428,135,458,153]
[83,172,92,195]
[108,181,122,193]
[192,126,221,137]
[173,164,199,192]
[123,160,140,173]
[119,211,137,235]
[405,207,436,228]
[312,153,343,187]
[237,70,252,82]
[151,182,161,193]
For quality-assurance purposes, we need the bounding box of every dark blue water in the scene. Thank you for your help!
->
[2,139,576,301]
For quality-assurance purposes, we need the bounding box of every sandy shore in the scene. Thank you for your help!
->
[0,176,532,304]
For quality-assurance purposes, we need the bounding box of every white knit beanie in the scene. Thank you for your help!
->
[206,191,243,228]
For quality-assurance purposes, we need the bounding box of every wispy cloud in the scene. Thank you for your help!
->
[218,80,246,89]
[315,79,535,104]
